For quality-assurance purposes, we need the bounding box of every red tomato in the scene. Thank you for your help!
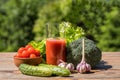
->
[18,47,26,53]
[30,54,37,58]
[22,50,29,58]
[17,52,22,58]
[25,44,32,49]
[35,50,40,56]
[27,47,35,54]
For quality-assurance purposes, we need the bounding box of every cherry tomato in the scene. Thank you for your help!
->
[35,50,40,56]
[17,52,22,58]
[18,47,26,53]
[22,50,29,58]
[30,54,37,58]
[27,47,35,54]
[25,44,32,49]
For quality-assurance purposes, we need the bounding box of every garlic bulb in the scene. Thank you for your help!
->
[58,60,75,72]
[76,61,91,73]
[76,38,91,73]
[58,62,67,68]
[66,63,74,72]
[58,59,67,68]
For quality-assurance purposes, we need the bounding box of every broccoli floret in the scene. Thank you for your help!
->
[66,37,102,68]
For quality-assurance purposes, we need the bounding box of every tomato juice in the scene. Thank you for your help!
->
[46,38,66,65]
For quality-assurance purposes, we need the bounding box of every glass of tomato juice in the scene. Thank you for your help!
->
[46,23,66,65]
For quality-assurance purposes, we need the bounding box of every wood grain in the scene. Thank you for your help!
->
[0,52,120,80]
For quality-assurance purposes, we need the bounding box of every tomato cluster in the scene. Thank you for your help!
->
[15,44,40,58]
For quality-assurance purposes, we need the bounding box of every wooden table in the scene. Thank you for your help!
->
[0,52,120,80]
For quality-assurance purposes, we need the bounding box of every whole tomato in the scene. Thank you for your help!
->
[27,47,35,54]
[16,44,41,58]
[30,54,37,58]
[16,52,22,58]
[22,50,29,58]
[35,49,40,56]
[25,44,32,49]
[17,47,25,53]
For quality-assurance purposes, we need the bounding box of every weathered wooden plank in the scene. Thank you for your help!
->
[0,52,120,80]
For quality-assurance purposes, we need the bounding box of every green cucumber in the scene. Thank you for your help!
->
[19,64,70,77]
[38,64,71,76]
[19,64,52,77]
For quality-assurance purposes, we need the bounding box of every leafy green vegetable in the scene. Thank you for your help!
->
[59,22,85,45]
[66,37,102,68]
[29,39,46,63]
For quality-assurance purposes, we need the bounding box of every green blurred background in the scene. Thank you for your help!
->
[0,0,120,52]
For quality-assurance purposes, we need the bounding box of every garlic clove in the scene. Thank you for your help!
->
[66,63,74,72]
[85,63,91,72]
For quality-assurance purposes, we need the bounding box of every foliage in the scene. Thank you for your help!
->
[34,0,120,51]
[0,0,46,51]
[59,22,85,45]
[0,0,120,51]
[33,0,72,40]
[95,7,120,51]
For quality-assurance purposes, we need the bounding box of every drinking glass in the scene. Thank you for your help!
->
[46,23,66,65]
